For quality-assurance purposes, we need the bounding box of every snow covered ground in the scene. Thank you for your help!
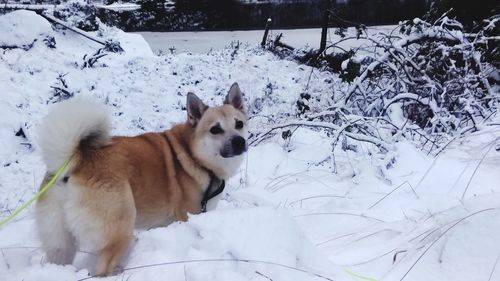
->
[138,25,396,54]
[1,10,500,281]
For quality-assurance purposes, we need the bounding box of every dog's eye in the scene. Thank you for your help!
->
[210,125,224,135]
[235,120,244,129]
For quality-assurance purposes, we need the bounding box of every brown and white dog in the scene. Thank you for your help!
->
[35,83,248,276]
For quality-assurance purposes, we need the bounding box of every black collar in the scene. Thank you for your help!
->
[200,173,225,213]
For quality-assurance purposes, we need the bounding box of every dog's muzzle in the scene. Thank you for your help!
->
[220,136,247,158]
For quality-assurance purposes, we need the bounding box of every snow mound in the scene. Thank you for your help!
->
[2,208,340,281]
[0,10,53,48]
[122,208,338,280]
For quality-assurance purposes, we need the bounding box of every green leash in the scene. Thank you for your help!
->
[0,158,71,228]
[343,268,378,281]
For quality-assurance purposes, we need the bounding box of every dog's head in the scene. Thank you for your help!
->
[188,83,248,179]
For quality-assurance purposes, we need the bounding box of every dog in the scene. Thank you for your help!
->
[35,83,248,276]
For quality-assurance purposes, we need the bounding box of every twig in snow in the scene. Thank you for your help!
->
[77,258,336,281]
[316,233,356,246]
[304,66,315,93]
[294,212,385,223]
[273,33,295,51]
[1,248,10,269]
[368,181,415,209]
[255,270,274,281]
[437,235,450,263]
[447,162,471,193]
[289,194,346,207]
[399,208,498,281]
[488,253,500,281]
[347,230,391,246]
[460,139,498,200]
[341,248,395,267]
[120,274,132,281]
[414,156,439,190]
[0,245,96,256]
[393,250,407,264]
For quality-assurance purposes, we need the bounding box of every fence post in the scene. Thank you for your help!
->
[319,0,331,53]
[261,18,272,47]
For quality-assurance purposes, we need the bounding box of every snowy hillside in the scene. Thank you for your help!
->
[1,10,500,281]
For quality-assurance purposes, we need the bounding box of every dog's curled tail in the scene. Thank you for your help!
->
[38,98,111,173]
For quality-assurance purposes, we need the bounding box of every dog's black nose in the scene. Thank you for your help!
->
[231,136,246,154]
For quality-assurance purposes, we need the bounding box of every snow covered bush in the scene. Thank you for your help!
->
[423,0,498,30]
[342,16,498,152]
[261,15,499,161]
[52,0,99,31]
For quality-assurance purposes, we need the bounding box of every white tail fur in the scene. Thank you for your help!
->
[38,98,110,172]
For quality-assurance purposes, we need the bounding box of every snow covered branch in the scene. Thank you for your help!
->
[251,119,390,152]
[338,16,499,153]
[259,15,498,158]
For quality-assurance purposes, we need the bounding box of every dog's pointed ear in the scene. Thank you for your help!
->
[224,83,245,112]
[187,92,208,125]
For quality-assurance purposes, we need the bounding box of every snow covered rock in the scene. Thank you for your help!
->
[102,28,155,57]
[0,10,53,49]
